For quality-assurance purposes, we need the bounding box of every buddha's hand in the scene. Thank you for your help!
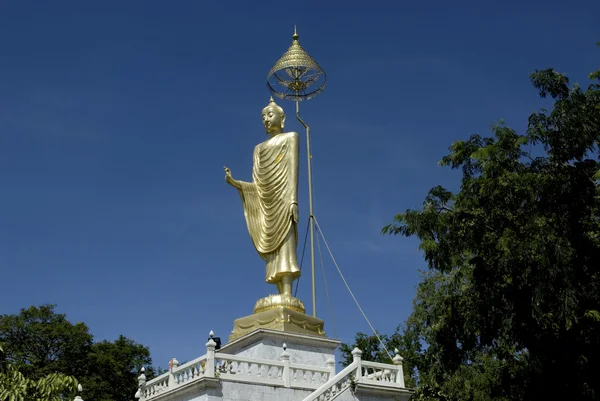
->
[224,166,241,189]
[290,203,299,223]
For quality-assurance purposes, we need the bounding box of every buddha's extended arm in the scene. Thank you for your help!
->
[224,166,246,190]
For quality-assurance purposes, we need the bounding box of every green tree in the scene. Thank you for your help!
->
[0,305,92,381]
[344,42,600,400]
[82,335,155,401]
[404,270,522,400]
[0,305,157,401]
[0,345,80,401]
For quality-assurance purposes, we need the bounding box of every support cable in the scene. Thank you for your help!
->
[313,216,394,362]
[294,217,311,297]
[315,227,337,339]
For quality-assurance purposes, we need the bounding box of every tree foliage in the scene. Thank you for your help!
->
[0,305,92,382]
[0,305,156,401]
[344,43,600,400]
[0,344,79,401]
[82,335,154,401]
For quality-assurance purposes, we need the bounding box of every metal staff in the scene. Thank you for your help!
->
[267,27,326,317]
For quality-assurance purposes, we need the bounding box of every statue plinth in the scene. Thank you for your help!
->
[253,293,306,314]
[229,294,325,342]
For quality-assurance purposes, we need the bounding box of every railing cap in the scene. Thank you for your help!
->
[393,351,404,364]
[138,367,147,383]
[206,330,217,348]
[74,384,84,401]
[280,343,290,360]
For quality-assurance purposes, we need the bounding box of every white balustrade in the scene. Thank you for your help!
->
[141,354,209,400]
[141,350,339,400]
[302,361,359,401]
[142,373,170,398]
[358,348,405,387]
[301,347,407,401]
[173,355,209,386]
[290,363,331,388]
[137,339,407,401]
[215,353,285,386]
[214,350,332,389]
[360,360,400,384]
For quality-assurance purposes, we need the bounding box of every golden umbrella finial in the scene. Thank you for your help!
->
[267,27,326,101]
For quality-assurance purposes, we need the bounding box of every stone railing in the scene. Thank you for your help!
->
[301,361,358,401]
[135,335,217,401]
[360,357,405,387]
[135,336,337,400]
[215,353,285,386]
[302,347,406,401]
[215,343,332,390]
[172,354,209,386]
[290,361,332,389]
[139,371,170,399]
[135,334,406,401]
[136,353,210,400]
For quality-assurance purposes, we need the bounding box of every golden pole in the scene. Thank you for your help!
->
[266,27,326,318]
[296,100,316,317]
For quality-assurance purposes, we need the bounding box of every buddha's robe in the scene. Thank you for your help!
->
[237,131,301,283]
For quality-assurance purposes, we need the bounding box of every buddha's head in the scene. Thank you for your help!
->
[262,97,285,135]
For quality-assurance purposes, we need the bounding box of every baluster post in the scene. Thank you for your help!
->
[206,331,217,378]
[168,357,179,387]
[281,343,291,387]
[135,367,146,400]
[351,347,363,380]
[326,357,336,380]
[393,348,405,387]
[73,384,84,401]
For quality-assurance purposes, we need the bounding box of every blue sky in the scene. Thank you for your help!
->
[1,0,598,369]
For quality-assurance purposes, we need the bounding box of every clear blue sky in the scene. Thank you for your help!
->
[1,0,598,369]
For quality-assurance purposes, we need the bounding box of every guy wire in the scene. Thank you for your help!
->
[313,216,394,363]
[294,217,311,297]
[315,225,337,339]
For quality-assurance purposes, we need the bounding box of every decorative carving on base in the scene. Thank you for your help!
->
[229,307,326,342]
[254,294,306,314]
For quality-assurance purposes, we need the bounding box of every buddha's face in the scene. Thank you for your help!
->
[262,106,285,135]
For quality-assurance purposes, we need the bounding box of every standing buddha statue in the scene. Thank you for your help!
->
[224,97,301,298]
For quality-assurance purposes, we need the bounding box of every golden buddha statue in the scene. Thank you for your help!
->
[224,97,301,297]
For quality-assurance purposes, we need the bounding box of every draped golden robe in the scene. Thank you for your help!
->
[237,132,301,283]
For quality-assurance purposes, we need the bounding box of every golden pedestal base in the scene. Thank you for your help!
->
[253,294,306,314]
[229,294,325,342]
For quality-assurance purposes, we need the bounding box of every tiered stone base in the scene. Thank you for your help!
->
[222,328,339,366]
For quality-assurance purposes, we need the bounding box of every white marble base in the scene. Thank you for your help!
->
[154,379,408,401]
[138,329,412,401]
[220,329,340,367]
